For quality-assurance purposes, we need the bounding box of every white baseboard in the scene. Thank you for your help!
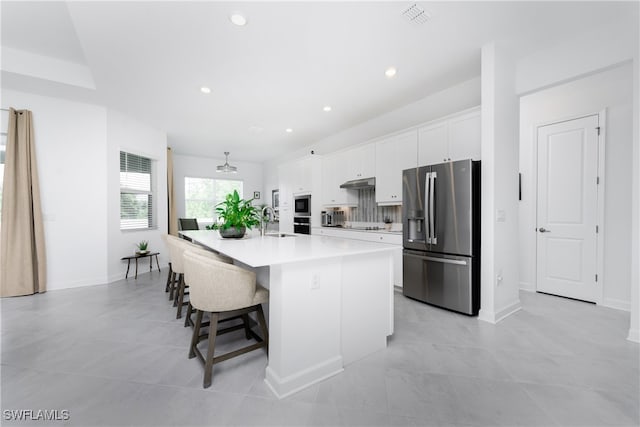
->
[627,328,640,343]
[478,299,522,324]
[519,281,535,292]
[47,276,108,291]
[602,297,631,312]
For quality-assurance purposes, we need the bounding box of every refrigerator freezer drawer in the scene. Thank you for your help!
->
[402,249,479,315]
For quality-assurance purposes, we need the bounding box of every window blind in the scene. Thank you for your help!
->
[120,151,154,230]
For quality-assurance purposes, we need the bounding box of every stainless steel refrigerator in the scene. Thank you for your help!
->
[402,159,481,315]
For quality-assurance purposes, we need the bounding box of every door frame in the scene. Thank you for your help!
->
[532,110,606,304]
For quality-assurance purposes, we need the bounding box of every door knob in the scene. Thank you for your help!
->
[539,227,550,233]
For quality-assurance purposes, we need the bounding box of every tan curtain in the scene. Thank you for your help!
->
[0,108,46,297]
[167,147,178,236]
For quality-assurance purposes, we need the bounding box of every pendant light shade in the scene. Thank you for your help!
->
[216,151,238,173]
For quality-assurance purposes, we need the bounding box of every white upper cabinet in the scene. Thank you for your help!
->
[417,121,448,166]
[344,143,375,181]
[417,108,481,166]
[289,157,313,194]
[322,153,357,207]
[375,130,418,205]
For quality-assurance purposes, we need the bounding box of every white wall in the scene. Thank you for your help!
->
[1,91,169,289]
[106,109,167,282]
[478,42,521,324]
[519,63,634,310]
[516,17,637,96]
[172,154,264,228]
[2,90,109,289]
[262,76,481,200]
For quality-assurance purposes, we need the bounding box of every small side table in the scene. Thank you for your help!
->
[121,252,161,279]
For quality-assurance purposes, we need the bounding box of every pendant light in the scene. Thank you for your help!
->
[216,151,238,173]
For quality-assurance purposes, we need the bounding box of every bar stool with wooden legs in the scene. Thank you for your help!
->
[180,245,233,328]
[183,249,269,388]
[161,234,176,295]
[166,236,201,318]
[164,234,191,303]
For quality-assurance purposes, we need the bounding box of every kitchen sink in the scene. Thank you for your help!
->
[265,233,296,238]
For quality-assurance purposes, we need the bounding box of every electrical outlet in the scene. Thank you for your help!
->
[310,273,320,290]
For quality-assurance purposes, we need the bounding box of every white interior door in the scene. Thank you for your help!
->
[536,115,599,302]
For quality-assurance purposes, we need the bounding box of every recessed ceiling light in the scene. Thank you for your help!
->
[230,13,247,26]
[323,106,332,112]
[285,128,293,133]
[200,86,211,94]
[385,67,397,78]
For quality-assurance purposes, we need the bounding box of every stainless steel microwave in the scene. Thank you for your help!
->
[294,195,311,216]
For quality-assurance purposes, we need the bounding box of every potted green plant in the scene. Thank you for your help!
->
[136,240,149,254]
[210,190,260,238]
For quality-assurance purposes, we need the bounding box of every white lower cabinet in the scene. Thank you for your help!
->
[313,228,403,287]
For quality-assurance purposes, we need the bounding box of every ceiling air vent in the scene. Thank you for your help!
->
[402,3,431,25]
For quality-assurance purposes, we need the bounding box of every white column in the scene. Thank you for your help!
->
[629,49,640,343]
[479,42,522,323]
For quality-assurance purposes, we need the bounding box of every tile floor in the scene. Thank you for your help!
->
[1,270,638,426]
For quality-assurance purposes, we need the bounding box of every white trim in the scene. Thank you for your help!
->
[264,357,343,399]
[627,329,639,343]
[478,299,522,324]
[519,281,535,292]
[533,112,605,305]
[596,109,607,306]
[603,297,631,312]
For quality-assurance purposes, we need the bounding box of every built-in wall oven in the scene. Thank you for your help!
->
[293,216,311,235]
[294,195,311,216]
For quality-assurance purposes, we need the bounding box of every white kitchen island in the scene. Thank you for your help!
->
[180,230,395,398]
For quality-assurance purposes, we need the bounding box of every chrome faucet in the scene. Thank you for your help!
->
[260,206,277,236]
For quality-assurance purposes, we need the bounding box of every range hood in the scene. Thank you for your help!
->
[339,177,375,190]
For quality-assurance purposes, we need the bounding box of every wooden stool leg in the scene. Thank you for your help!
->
[256,305,269,352]
[184,302,193,328]
[173,273,183,307]
[242,314,252,339]
[189,310,203,359]
[203,312,219,389]
[176,275,186,319]
[165,263,173,292]
[168,271,176,301]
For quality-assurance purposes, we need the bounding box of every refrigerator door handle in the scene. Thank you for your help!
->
[404,252,468,266]
[425,172,431,244]
[430,171,437,245]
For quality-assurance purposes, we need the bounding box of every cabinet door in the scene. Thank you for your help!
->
[322,154,356,206]
[278,165,294,233]
[448,110,481,161]
[291,157,312,194]
[343,144,376,181]
[375,130,417,205]
[418,121,448,166]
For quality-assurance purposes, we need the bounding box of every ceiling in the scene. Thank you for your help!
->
[1,1,636,162]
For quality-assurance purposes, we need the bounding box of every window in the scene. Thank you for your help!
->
[185,177,243,222]
[120,151,155,230]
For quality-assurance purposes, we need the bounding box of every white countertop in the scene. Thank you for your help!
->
[181,230,397,267]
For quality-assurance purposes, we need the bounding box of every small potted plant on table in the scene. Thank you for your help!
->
[210,190,260,238]
[136,240,149,254]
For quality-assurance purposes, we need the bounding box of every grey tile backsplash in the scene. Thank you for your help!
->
[341,188,402,223]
